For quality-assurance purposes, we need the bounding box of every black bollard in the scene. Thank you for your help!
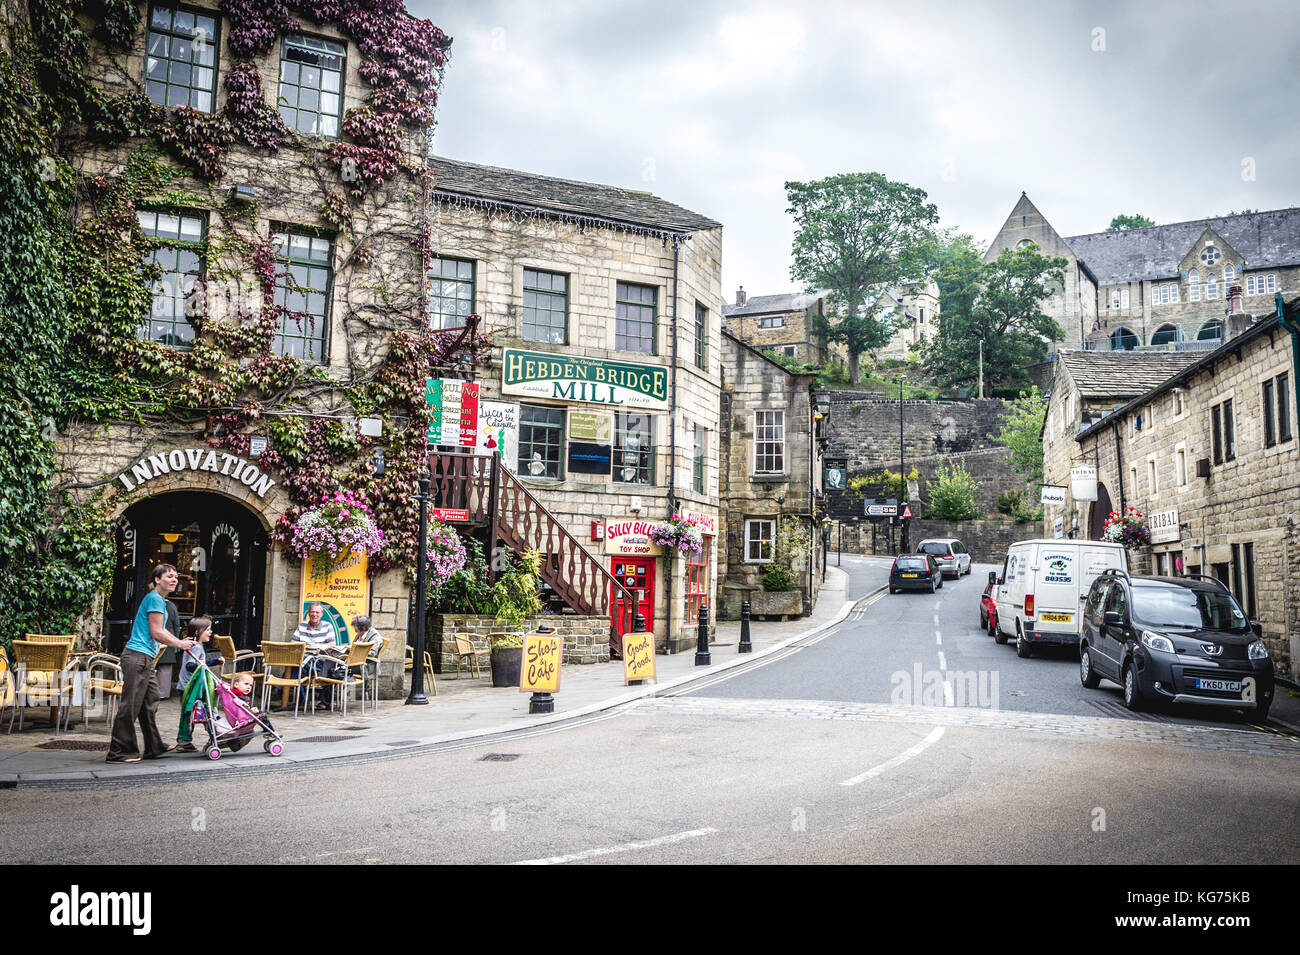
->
[695,603,711,666]
[738,600,752,653]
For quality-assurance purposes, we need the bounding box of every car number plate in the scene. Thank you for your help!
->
[901,573,918,578]
[1039,612,1072,623]
[1194,678,1242,693]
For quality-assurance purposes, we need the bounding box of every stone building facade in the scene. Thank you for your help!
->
[717,330,825,619]
[1042,350,1204,538]
[722,288,837,366]
[429,157,724,653]
[877,281,941,359]
[986,193,1300,351]
[1047,298,1299,678]
[37,1,444,693]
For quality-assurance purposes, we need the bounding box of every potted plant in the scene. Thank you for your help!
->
[648,514,704,556]
[1102,507,1152,549]
[288,491,386,575]
[485,549,543,687]
[751,521,809,618]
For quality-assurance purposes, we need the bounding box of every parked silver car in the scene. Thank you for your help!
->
[917,538,972,579]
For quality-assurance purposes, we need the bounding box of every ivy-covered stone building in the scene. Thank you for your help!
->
[2,0,459,693]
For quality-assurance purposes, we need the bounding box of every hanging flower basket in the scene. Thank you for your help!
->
[648,515,703,555]
[1102,507,1151,549]
[290,491,386,575]
[426,521,468,591]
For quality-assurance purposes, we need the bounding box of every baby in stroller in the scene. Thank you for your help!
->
[180,643,284,760]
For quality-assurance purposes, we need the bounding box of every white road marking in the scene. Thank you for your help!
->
[935,630,942,644]
[933,614,940,625]
[514,827,718,865]
[841,726,947,786]
[937,651,947,670]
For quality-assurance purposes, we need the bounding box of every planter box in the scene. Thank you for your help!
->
[490,645,522,687]
[749,590,803,619]
[427,614,610,673]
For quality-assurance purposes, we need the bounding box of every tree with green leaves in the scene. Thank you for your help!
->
[922,241,1067,392]
[1106,213,1154,231]
[989,386,1047,488]
[925,463,980,520]
[785,173,938,384]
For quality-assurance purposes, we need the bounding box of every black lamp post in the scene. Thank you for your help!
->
[406,465,430,705]
[899,380,909,553]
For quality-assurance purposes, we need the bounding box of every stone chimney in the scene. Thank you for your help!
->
[736,285,746,307]
[1226,284,1253,339]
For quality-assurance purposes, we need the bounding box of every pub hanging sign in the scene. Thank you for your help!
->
[502,349,669,411]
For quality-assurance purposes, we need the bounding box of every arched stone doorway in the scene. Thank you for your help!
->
[106,491,269,653]
[1088,482,1113,540]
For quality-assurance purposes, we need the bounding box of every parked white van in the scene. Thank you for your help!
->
[990,539,1128,658]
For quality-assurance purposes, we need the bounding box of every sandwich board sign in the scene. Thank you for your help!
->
[520,629,563,694]
[622,629,657,685]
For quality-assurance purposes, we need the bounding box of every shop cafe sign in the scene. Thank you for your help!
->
[502,349,669,411]
[1040,485,1067,506]
[117,448,276,499]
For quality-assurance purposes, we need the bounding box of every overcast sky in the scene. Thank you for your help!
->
[413,0,1300,300]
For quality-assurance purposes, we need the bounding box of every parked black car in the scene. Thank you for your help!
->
[1078,570,1274,720]
[889,554,944,594]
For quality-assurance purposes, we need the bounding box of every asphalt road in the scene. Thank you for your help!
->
[716,556,1283,732]
[5,554,1295,865]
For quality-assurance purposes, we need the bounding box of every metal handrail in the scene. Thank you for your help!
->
[495,466,639,654]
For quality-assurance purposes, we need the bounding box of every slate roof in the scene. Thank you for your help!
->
[1064,207,1300,285]
[1058,350,1203,399]
[1076,314,1288,441]
[723,290,829,317]
[430,157,721,235]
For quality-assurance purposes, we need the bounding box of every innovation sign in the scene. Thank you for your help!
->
[502,349,669,410]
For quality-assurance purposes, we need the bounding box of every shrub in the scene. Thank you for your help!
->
[926,463,980,520]
[996,490,1021,516]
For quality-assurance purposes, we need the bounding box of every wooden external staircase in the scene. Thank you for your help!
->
[428,453,639,655]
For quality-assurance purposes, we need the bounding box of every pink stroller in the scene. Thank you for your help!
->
[190,660,284,760]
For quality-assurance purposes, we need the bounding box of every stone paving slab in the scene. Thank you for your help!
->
[0,568,860,784]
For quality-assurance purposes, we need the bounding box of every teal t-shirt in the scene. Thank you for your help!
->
[126,590,167,657]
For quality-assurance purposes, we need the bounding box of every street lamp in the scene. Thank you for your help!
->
[406,461,430,705]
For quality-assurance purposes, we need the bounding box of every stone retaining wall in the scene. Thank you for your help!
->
[428,614,610,673]
[835,517,1031,565]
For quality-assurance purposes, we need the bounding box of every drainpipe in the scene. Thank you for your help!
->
[665,234,682,650]
[1276,292,1300,433]
[808,384,816,612]
[667,235,682,518]
[1111,420,1126,515]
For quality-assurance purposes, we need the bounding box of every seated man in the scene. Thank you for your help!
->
[292,602,342,710]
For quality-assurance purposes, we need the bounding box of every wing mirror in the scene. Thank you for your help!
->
[988,571,997,586]
[1103,611,1122,629]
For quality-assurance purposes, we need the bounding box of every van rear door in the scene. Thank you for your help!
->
[1033,546,1082,634]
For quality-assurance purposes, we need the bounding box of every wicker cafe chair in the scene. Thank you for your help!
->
[260,641,310,717]
[8,640,75,735]
[403,645,438,696]
[24,633,77,649]
[311,641,376,717]
[214,635,263,683]
[453,635,489,681]
[81,653,124,726]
